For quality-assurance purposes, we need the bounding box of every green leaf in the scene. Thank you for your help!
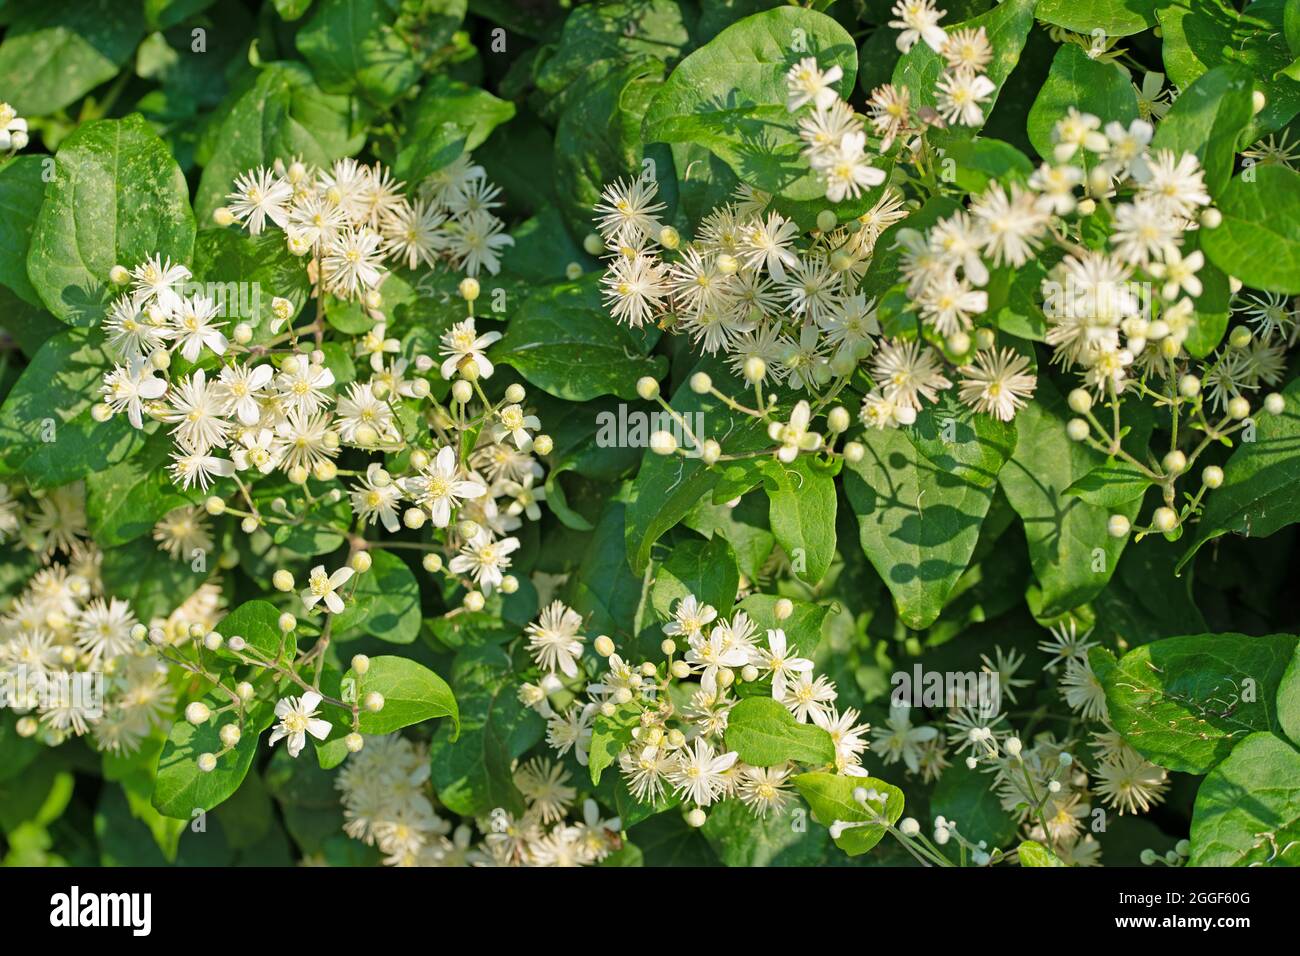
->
[1095,633,1299,774]
[191,229,312,341]
[700,795,829,866]
[1189,732,1300,865]
[568,496,648,640]
[27,115,195,327]
[758,456,837,585]
[793,771,904,856]
[1027,44,1138,162]
[493,275,667,402]
[85,431,203,547]
[152,697,276,819]
[998,380,1140,616]
[1158,0,1300,131]
[194,62,366,221]
[588,702,641,785]
[1064,462,1154,508]
[0,327,147,486]
[0,0,146,116]
[330,549,422,645]
[296,0,420,106]
[393,76,515,184]
[1201,165,1300,294]
[0,155,48,307]
[351,656,458,736]
[843,425,994,630]
[1150,65,1255,196]
[908,394,1018,489]
[1018,839,1067,866]
[651,535,740,619]
[428,646,543,817]
[736,593,830,660]
[214,600,296,664]
[1279,644,1300,747]
[624,361,771,574]
[1179,376,1300,570]
[893,0,1037,133]
[642,7,858,203]
[726,697,835,767]
[1035,0,1155,35]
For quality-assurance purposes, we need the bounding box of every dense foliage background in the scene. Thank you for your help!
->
[1,0,1298,867]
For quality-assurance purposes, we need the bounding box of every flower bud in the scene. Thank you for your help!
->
[464,590,486,612]
[404,508,427,529]
[1264,392,1285,415]
[1179,374,1201,398]
[1202,465,1223,488]
[1067,389,1093,414]
[690,371,712,394]
[685,808,708,828]
[363,691,385,713]
[594,635,615,657]
[636,376,660,400]
[422,553,443,573]
[661,639,676,656]
[1227,396,1250,419]
[741,664,759,683]
[346,733,365,753]
[272,569,294,592]
[816,209,838,232]
[236,682,255,701]
[278,612,296,633]
[1107,514,1131,537]
[185,702,211,724]
[197,753,218,773]
[843,441,865,463]
[582,233,605,256]
[204,631,223,651]
[1066,418,1090,442]
[650,430,677,455]
[451,379,473,404]
[350,551,372,573]
[1229,326,1253,349]
[670,660,691,679]
[1152,507,1178,532]
[1162,450,1186,475]
[459,277,480,302]
[743,356,767,383]
[658,225,680,250]
[774,598,794,621]
[213,206,235,227]
[219,724,241,748]
[233,322,253,345]
[1200,207,1222,229]
[827,406,850,433]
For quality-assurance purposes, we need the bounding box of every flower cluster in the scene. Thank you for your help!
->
[594,175,908,388]
[883,1,998,131]
[870,620,1171,866]
[0,526,174,756]
[785,57,886,202]
[335,736,621,867]
[520,593,872,826]
[219,153,512,288]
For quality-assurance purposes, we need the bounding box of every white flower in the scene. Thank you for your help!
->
[269,691,332,758]
[214,362,274,426]
[956,347,1037,421]
[1147,246,1203,300]
[447,209,513,276]
[526,601,586,677]
[767,399,823,463]
[401,446,486,527]
[663,595,717,642]
[491,403,540,451]
[227,166,293,235]
[322,227,387,298]
[755,628,814,699]
[336,382,396,445]
[74,597,137,661]
[276,358,335,416]
[301,564,355,614]
[1131,149,1211,219]
[593,176,666,246]
[667,738,739,807]
[870,704,939,772]
[350,462,403,533]
[889,0,948,53]
[439,318,501,380]
[169,450,235,491]
[1052,108,1108,162]
[936,70,995,127]
[380,197,448,269]
[785,57,844,112]
[162,368,229,453]
[812,131,886,202]
[448,531,520,595]
[131,255,192,316]
[600,252,670,327]
[102,358,167,429]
